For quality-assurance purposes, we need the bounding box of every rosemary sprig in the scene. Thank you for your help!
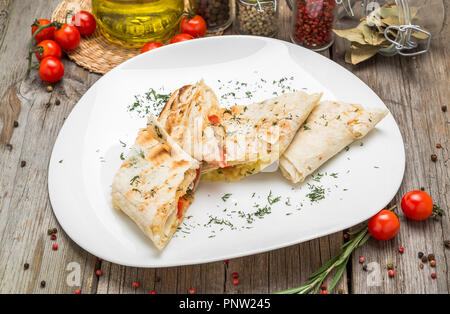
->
[275,205,396,294]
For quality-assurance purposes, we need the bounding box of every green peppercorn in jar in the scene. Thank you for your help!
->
[235,0,279,37]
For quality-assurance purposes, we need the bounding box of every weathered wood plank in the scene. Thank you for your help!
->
[332,12,449,293]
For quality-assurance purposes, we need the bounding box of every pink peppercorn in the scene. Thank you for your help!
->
[388,270,395,277]
[233,278,239,286]
[52,243,58,250]
[132,281,139,288]
[398,246,404,254]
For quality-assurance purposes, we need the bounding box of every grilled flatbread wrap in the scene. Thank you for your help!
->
[280,101,389,184]
[111,115,200,250]
[202,91,322,181]
[158,80,225,169]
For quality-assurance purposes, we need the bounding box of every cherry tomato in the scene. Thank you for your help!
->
[170,33,194,44]
[208,114,220,125]
[31,19,56,43]
[180,14,207,38]
[39,57,64,83]
[368,209,400,241]
[140,41,163,54]
[401,190,433,221]
[54,24,81,51]
[35,40,62,61]
[72,11,97,36]
[177,198,187,218]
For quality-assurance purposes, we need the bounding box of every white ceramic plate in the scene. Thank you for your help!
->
[48,36,405,267]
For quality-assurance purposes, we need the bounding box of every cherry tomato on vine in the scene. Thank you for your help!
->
[54,24,81,51]
[72,11,97,36]
[180,14,207,38]
[31,19,56,43]
[170,33,194,44]
[35,40,62,61]
[401,190,433,221]
[140,41,163,54]
[39,57,64,83]
[368,209,400,241]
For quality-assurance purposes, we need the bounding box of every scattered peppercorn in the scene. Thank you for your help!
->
[445,240,450,248]
[45,102,51,108]
[47,229,53,235]
[359,257,365,263]
[189,288,195,294]
[132,281,139,288]
[46,85,53,92]
[431,154,437,162]
[420,186,425,191]
[13,121,19,128]
[343,233,349,239]
[398,246,404,254]
[24,263,30,270]
[75,289,81,294]
[321,290,328,294]
[149,290,157,294]
[388,270,395,277]
[52,243,58,250]
[427,254,435,261]
[387,262,394,270]
[233,278,239,286]
[418,252,424,258]
[436,143,441,148]
[6,143,13,151]
[55,99,61,106]
[419,263,424,269]
[430,260,436,267]
[224,259,230,263]
[362,264,368,271]
[20,161,26,168]
[40,280,46,288]
[431,273,436,279]
[421,256,428,263]
[50,233,56,241]
[442,105,447,112]
[97,257,103,262]
[320,283,327,290]
[232,272,239,279]
[95,269,103,276]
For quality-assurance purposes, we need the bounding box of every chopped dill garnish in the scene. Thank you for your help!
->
[267,191,281,205]
[221,193,232,202]
[306,184,325,203]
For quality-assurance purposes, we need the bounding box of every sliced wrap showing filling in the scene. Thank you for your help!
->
[279,101,389,184]
[202,91,322,181]
[111,115,200,250]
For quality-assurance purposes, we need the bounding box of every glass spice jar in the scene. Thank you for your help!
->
[192,0,234,33]
[335,0,445,57]
[235,0,279,37]
[289,0,336,51]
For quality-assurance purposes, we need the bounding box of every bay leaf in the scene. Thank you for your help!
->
[349,44,380,65]
[381,16,400,26]
[412,29,429,39]
[357,22,374,45]
[379,7,398,19]
[333,28,367,45]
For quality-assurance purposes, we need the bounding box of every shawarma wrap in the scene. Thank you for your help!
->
[158,80,226,170]
[111,115,200,250]
[202,91,322,181]
[279,101,389,184]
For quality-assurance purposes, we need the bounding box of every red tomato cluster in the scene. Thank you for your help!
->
[367,190,436,241]
[140,14,207,54]
[30,11,96,83]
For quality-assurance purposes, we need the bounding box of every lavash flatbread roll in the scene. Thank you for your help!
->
[111,115,200,250]
[202,91,322,181]
[158,80,225,169]
[280,101,389,184]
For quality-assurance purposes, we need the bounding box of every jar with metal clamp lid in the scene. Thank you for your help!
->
[235,0,279,37]
[334,0,445,57]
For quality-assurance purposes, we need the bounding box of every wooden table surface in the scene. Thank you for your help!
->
[0,0,448,294]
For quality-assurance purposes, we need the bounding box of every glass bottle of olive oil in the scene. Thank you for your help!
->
[91,0,185,47]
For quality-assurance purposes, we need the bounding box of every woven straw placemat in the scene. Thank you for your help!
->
[51,0,223,74]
